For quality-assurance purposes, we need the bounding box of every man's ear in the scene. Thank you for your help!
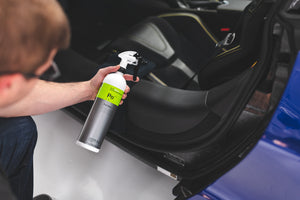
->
[35,49,58,76]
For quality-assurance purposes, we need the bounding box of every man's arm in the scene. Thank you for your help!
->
[0,80,93,117]
[0,66,136,117]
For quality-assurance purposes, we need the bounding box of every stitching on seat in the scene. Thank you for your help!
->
[147,72,168,86]
[216,45,241,57]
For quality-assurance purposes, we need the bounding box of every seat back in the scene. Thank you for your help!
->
[198,0,274,90]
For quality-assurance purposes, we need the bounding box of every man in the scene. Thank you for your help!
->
[0,0,137,199]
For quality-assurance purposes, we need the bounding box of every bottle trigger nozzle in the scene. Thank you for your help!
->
[118,51,139,69]
[118,51,147,81]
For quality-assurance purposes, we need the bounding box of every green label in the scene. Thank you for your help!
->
[97,83,124,106]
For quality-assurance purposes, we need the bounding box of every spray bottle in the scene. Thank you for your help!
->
[76,51,143,153]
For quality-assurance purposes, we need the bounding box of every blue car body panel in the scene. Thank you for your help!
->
[190,51,300,200]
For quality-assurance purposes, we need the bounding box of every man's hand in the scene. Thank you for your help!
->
[89,65,139,104]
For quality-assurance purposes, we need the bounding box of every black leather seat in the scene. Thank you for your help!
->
[102,0,274,151]
[109,0,272,90]
[55,0,275,152]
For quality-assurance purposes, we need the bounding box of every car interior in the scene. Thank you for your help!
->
[53,0,296,199]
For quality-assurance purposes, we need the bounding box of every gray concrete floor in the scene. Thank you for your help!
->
[32,110,178,200]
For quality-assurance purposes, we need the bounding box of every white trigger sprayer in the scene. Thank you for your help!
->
[119,51,138,71]
[76,51,145,153]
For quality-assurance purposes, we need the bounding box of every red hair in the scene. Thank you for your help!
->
[0,0,70,73]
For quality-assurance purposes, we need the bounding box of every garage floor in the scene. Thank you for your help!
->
[32,110,178,200]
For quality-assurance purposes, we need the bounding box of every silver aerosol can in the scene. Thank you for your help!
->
[76,51,142,153]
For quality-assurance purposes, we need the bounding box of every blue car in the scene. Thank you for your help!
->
[191,52,300,200]
[55,0,300,199]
